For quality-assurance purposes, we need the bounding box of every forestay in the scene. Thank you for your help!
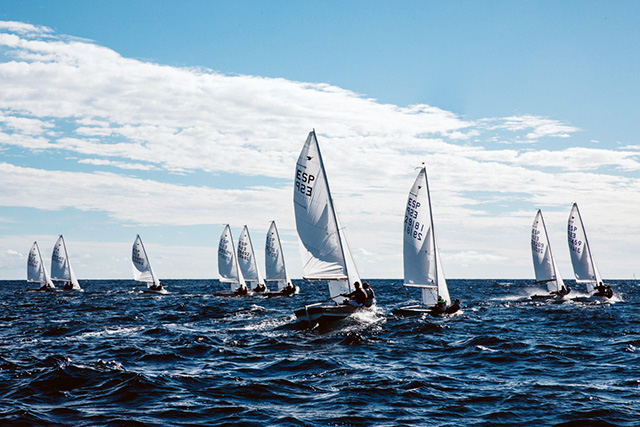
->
[293,130,360,302]
[237,225,265,290]
[531,210,564,293]
[567,203,602,293]
[265,220,291,291]
[403,167,450,306]
[27,241,55,288]
[132,235,160,288]
[218,224,246,291]
[50,235,81,290]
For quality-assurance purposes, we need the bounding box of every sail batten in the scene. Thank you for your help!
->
[403,167,450,306]
[293,130,359,302]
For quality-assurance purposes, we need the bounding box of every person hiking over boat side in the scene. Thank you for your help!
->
[445,298,461,314]
[604,285,613,299]
[235,283,248,295]
[362,282,375,307]
[281,282,295,295]
[593,282,606,297]
[341,282,366,307]
[431,295,447,315]
[253,282,266,293]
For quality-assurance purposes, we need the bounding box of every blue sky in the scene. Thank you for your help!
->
[1,1,639,280]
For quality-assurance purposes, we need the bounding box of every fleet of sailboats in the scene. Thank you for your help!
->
[292,130,365,323]
[21,131,620,315]
[395,166,459,316]
[132,234,166,293]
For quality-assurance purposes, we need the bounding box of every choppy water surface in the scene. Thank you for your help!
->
[0,279,639,426]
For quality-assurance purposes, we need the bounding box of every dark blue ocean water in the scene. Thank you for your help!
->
[0,279,639,426]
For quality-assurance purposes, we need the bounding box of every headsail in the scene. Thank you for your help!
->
[265,220,292,291]
[567,203,602,293]
[218,224,246,291]
[293,130,359,303]
[27,241,55,288]
[403,167,450,306]
[50,235,81,290]
[237,225,265,290]
[132,235,160,288]
[531,210,564,293]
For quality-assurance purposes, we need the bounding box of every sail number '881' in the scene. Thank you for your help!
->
[295,169,315,197]
[405,197,424,241]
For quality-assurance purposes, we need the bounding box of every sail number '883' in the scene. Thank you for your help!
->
[405,197,424,241]
[295,169,315,197]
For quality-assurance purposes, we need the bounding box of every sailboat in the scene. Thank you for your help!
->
[567,203,612,300]
[530,210,568,299]
[217,224,249,295]
[27,241,55,290]
[50,235,82,291]
[292,130,365,323]
[265,220,297,297]
[237,225,267,292]
[395,166,459,316]
[132,235,166,294]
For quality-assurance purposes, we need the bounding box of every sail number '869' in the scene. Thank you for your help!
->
[405,197,424,241]
[295,169,315,197]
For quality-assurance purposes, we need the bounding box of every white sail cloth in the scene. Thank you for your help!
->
[265,220,291,290]
[237,226,265,290]
[403,167,450,306]
[531,210,564,293]
[218,224,246,291]
[50,235,81,290]
[567,203,602,293]
[293,130,360,302]
[132,235,160,288]
[28,241,54,288]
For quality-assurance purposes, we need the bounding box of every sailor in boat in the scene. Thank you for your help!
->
[149,281,163,291]
[445,298,461,314]
[40,283,54,291]
[235,283,249,295]
[362,282,375,307]
[253,282,266,293]
[281,282,296,295]
[431,296,447,315]
[550,284,570,297]
[63,281,73,290]
[592,282,613,298]
[341,282,367,307]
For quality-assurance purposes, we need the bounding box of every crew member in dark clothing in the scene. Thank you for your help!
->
[341,282,367,307]
[445,298,461,314]
[431,296,447,315]
[362,282,375,307]
[254,282,266,293]
[593,282,607,296]
[235,283,248,295]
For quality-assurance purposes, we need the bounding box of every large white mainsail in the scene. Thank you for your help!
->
[567,203,602,293]
[50,235,81,290]
[218,224,246,292]
[27,241,55,289]
[132,235,161,288]
[265,220,292,291]
[403,167,450,306]
[293,130,360,304]
[531,210,564,293]
[237,225,265,290]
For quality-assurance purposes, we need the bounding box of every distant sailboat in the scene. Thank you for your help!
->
[530,210,568,299]
[27,241,55,290]
[395,166,460,316]
[50,235,82,291]
[567,203,612,300]
[218,224,248,295]
[265,220,297,296]
[237,225,267,292]
[292,130,365,323]
[132,235,166,294]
